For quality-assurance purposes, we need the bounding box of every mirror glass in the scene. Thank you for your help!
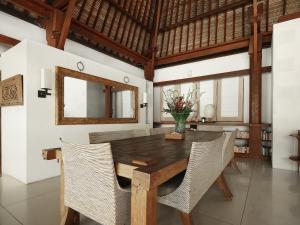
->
[64,77,135,119]
[56,67,138,124]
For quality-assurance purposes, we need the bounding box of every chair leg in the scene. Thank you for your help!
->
[179,211,194,225]
[231,159,241,174]
[216,172,233,200]
[60,207,80,225]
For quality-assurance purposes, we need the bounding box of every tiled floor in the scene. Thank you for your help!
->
[1,159,299,225]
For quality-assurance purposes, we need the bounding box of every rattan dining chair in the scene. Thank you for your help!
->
[197,125,223,132]
[61,141,130,225]
[149,127,175,135]
[158,135,226,225]
[222,130,240,172]
[89,129,149,144]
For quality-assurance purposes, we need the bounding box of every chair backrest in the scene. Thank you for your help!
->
[197,125,223,132]
[150,127,175,135]
[132,128,150,137]
[159,135,225,213]
[222,130,237,169]
[61,141,129,225]
[89,129,150,144]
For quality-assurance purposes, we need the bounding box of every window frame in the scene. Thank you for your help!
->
[216,77,244,122]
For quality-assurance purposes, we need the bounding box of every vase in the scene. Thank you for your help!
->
[171,112,190,133]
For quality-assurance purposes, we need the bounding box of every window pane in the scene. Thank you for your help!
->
[199,80,215,118]
[180,83,193,98]
[181,83,197,120]
[220,77,240,117]
[161,85,176,119]
[217,77,243,122]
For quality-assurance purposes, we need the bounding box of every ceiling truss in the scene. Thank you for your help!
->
[0,0,299,80]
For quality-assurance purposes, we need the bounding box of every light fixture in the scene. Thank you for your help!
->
[123,76,129,83]
[140,92,148,108]
[38,68,52,98]
[77,61,84,72]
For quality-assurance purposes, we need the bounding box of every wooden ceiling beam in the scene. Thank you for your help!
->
[51,0,69,9]
[106,0,151,32]
[144,0,163,81]
[7,0,51,17]
[156,37,251,66]
[7,0,147,65]
[0,34,20,46]
[57,0,76,49]
[161,0,252,32]
[71,20,148,65]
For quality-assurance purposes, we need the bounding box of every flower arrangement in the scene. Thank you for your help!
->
[162,89,196,133]
[162,89,195,115]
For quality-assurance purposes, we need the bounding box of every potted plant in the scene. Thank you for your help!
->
[162,89,196,134]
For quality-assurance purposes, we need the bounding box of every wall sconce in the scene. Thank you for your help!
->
[38,68,52,98]
[140,92,148,108]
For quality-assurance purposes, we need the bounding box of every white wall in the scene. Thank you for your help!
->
[154,49,271,82]
[154,50,272,124]
[1,40,152,183]
[272,18,300,171]
[0,11,155,183]
[0,11,144,79]
[0,43,28,182]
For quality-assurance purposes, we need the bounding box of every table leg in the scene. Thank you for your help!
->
[60,159,79,225]
[131,173,157,225]
[216,172,233,200]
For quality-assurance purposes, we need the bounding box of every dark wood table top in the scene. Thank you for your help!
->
[111,130,223,174]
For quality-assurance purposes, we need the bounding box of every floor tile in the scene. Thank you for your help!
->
[0,176,59,207]
[5,191,60,225]
[1,159,299,225]
[0,206,22,225]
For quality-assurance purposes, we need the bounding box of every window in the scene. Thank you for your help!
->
[160,77,244,122]
[198,80,217,120]
[217,77,244,121]
[160,83,198,121]
[160,85,178,121]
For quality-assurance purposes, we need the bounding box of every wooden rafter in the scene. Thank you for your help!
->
[161,0,252,32]
[57,0,76,49]
[51,0,69,9]
[71,19,148,64]
[6,0,148,65]
[157,37,250,67]
[3,0,298,72]
[0,34,20,46]
[106,0,151,32]
[156,31,271,68]
[144,0,163,81]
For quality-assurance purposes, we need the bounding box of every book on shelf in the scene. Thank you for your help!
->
[234,146,249,154]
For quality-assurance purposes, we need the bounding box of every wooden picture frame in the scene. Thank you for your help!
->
[56,67,139,125]
[0,74,23,106]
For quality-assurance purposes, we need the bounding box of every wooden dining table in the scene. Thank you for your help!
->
[42,131,232,225]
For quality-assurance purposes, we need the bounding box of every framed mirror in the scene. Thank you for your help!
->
[56,67,138,125]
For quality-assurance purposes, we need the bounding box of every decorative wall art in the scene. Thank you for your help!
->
[0,74,23,106]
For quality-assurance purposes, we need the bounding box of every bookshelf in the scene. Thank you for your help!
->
[233,124,272,160]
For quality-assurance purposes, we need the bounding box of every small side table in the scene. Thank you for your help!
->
[289,130,300,173]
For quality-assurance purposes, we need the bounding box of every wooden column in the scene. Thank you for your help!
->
[248,0,263,159]
[45,0,76,49]
[144,0,163,81]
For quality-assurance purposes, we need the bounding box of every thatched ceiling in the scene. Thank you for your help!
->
[0,0,299,67]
